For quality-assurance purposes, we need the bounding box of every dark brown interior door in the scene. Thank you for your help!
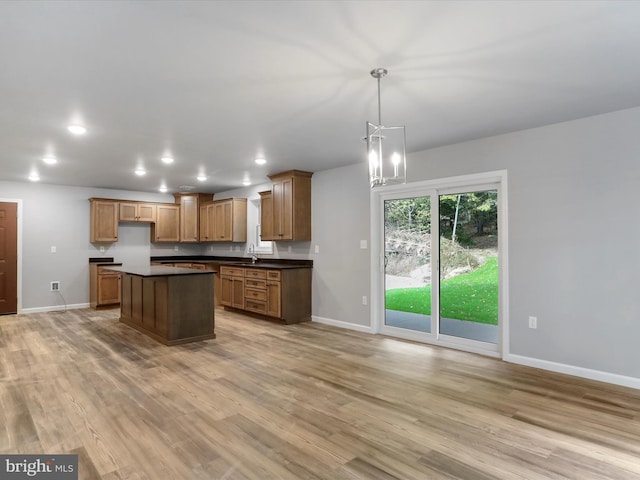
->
[0,202,18,315]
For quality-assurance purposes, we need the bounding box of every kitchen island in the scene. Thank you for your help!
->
[106,265,215,345]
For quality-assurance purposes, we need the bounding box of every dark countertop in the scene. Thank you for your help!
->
[225,262,312,270]
[89,257,116,264]
[150,255,313,269]
[105,265,214,277]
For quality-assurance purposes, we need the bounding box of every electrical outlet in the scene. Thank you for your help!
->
[288,246,292,253]
[315,245,320,254]
[99,246,105,253]
[362,296,368,305]
[528,316,537,329]
[360,240,367,249]
[50,246,56,254]
[50,281,60,292]
[174,245,179,252]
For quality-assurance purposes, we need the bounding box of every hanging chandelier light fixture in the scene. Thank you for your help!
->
[366,67,406,188]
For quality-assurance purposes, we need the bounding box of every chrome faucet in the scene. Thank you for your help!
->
[251,254,258,264]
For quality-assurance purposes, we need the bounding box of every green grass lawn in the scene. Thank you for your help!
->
[385,256,498,325]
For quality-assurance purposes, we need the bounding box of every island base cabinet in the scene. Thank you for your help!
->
[120,273,214,345]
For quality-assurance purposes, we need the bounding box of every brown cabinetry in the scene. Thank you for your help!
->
[215,198,247,242]
[151,204,180,242]
[220,265,310,323]
[90,263,122,308]
[119,202,156,222]
[174,193,213,242]
[199,202,216,241]
[199,198,247,242]
[259,191,273,241]
[244,268,267,315]
[220,266,244,309]
[90,199,119,243]
[117,267,215,345]
[262,170,312,241]
[266,270,282,318]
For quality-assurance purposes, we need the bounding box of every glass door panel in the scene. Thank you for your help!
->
[384,196,432,332]
[438,190,498,343]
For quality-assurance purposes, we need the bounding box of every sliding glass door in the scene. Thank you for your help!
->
[383,196,432,333]
[377,172,505,356]
[438,189,498,344]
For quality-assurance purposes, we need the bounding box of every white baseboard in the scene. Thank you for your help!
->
[20,303,90,314]
[311,315,375,334]
[505,353,640,390]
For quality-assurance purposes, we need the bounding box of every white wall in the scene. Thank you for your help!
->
[310,163,372,328]
[405,106,640,380]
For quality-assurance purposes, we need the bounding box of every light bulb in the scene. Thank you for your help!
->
[67,124,87,135]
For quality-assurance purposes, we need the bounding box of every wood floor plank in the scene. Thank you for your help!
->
[1,308,640,479]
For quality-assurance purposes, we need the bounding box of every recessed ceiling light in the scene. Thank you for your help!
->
[159,185,168,193]
[42,155,57,165]
[67,124,87,135]
[255,157,266,165]
[197,174,207,182]
[161,156,174,164]
[135,168,146,176]
[242,180,251,186]
[28,172,40,181]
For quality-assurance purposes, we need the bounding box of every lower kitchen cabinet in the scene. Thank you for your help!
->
[90,263,122,308]
[220,266,245,309]
[219,265,310,324]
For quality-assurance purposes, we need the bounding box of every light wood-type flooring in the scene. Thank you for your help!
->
[1,308,640,479]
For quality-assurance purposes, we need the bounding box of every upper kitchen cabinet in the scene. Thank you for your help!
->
[119,202,156,222]
[265,170,313,241]
[214,198,247,242]
[200,198,247,242]
[90,198,119,243]
[174,193,213,242]
[199,202,215,242]
[151,203,180,242]
[259,191,274,241]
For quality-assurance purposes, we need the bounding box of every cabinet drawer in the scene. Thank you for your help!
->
[245,287,267,301]
[245,278,266,289]
[245,299,267,314]
[220,266,244,277]
[244,269,267,279]
[266,270,281,281]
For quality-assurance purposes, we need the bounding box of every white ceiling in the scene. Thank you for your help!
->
[2,0,640,194]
